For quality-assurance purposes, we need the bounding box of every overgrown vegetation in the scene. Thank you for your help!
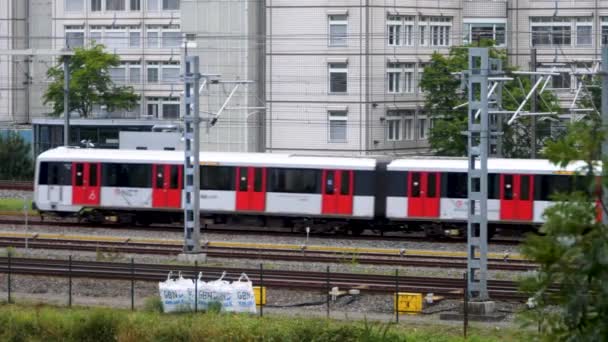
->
[0,304,528,341]
[519,118,608,340]
[0,198,35,213]
[419,40,561,157]
[0,132,34,181]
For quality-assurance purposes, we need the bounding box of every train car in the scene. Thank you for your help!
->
[386,157,591,236]
[34,147,378,232]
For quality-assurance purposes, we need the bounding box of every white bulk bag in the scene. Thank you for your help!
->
[158,272,193,313]
[207,271,234,312]
[232,273,257,314]
[193,272,215,311]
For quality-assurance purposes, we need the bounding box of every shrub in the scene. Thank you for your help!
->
[143,296,163,313]
[70,309,120,342]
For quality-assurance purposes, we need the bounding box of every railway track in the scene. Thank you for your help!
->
[0,217,523,245]
[0,180,33,191]
[0,256,527,301]
[0,235,535,271]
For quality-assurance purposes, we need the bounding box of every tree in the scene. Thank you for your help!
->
[519,118,608,341]
[43,44,139,118]
[0,132,34,180]
[419,41,560,157]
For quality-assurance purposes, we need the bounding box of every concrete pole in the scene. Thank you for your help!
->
[602,47,608,225]
[63,56,70,146]
[530,48,537,158]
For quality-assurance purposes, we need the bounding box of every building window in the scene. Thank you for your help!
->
[162,101,180,119]
[602,17,608,45]
[386,111,402,141]
[128,63,141,83]
[419,23,427,46]
[328,111,347,142]
[387,62,414,94]
[146,97,179,119]
[147,25,181,48]
[146,98,159,117]
[162,0,179,10]
[146,62,159,83]
[531,17,592,47]
[106,0,125,11]
[108,65,126,84]
[88,25,140,49]
[329,15,348,47]
[65,0,84,12]
[91,0,102,11]
[404,116,414,140]
[550,72,572,89]
[161,62,180,84]
[129,29,141,48]
[130,0,141,10]
[463,22,506,46]
[418,117,429,140]
[328,63,347,93]
[387,15,414,46]
[65,26,85,48]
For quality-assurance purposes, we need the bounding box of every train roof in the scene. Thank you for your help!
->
[388,157,595,174]
[37,147,377,171]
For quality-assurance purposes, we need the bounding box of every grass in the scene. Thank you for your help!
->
[0,303,533,342]
[0,197,36,214]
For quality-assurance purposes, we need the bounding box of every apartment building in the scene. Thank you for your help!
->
[3,0,608,155]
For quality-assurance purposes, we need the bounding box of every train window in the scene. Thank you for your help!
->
[253,168,263,192]
[268,168,320,194]
[538,175,590,200]
[340,171,350,195]
[446,173,467,198]
[89,164,98,187]
[75,163,84,186]
[520,176,530,200]
[386,171,407,197]
[488,174,499,199]
[410,172,421,197]
[427,173,437,198]
[170,165,180,189]
[355,170,378,196]
[38,162,49,185]
[200,166,235,190]
[503,175,513,200]
[239,168,249,191]
[102,163,152,188]
[325,171,335,195]
[156,166,165,188]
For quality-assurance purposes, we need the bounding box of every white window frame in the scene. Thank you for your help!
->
[105,0,126,11]
[387,63,402,94]
[65,0,84,12]
[530,17,591,48]
[65,25,85,48]
[328,110,348,143]
[128,62,142,84]
[108,64,127,84]
[387,15,414,47]
[404,115,414,141]
[160,61,180,84]
[328,15,348,47]
[146,25,181,48]
[386,111,403,141]
[91,0,102,11]
[575,20,593,46]
[463,19,507,47]
[147,0,179,12]
[429,16,452,47]
[161,97,180,119]
[328,63,348,94]
[418,116,429,140]
[129,0,141,11]
[146,62,159,83]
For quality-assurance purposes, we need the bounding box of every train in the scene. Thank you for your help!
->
[33,147,589,237]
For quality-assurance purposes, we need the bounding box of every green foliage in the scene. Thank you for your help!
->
[0,132,34,181]
[419,42,560,157]
[43,44,139,118]
[0,304,528,341]
[520,121,608,341]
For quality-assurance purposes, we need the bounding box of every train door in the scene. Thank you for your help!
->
[152,164,182,209]
[235,167,266,211]
[500,174,534,221]
[322,170,354,215]
[407,172,440,218]
[72,162,101,206]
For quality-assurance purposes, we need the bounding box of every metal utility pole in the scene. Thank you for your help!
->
[183,56,202,253]
[602,47,608,225]
[63,56,70,146]
[530,48,537,158]
[466,48,496,301]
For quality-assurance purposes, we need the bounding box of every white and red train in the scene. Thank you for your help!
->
[34,147,588,237]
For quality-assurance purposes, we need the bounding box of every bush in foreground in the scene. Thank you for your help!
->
[0,304,528,341]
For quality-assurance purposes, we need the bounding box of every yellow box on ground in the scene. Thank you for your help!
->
[394,292,422,314]
[253,286,266,306]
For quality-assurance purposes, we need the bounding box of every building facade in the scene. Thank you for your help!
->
[2,0,608,155]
